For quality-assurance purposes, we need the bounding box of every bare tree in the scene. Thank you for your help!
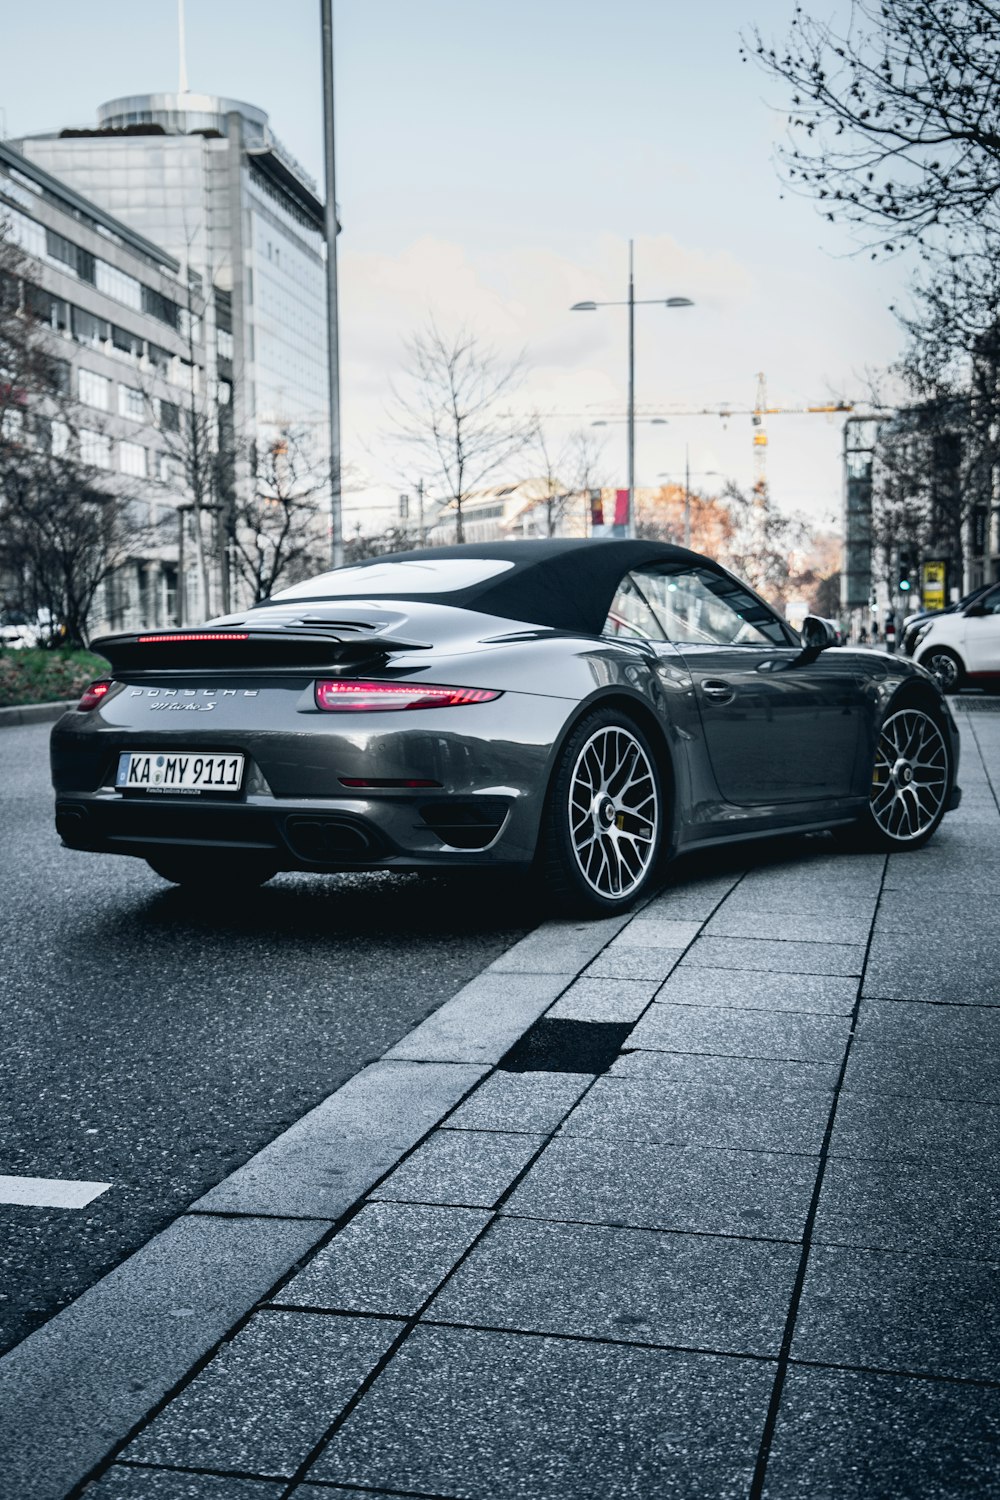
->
[526,424,610,536]
[743,1,1000,261]
[717,483,813,611]
[387,321,533,543]
[229,426,327,602]
[0,222,151,644]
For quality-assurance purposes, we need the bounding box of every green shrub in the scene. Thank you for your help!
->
[0,647,110,709]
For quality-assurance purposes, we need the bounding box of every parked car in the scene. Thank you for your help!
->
[0,612,41,650]
[913,581,1000,692]
[51,539,961,914]
[901,582,994,658]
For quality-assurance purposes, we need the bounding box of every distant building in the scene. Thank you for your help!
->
[427,480,592,545]
[0,138,208,632]
[14,94,330,608]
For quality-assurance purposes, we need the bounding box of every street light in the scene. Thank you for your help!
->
[658,450,723,548]
[571,243,693,538]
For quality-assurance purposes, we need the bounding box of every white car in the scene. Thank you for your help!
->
[914,581,1000,692]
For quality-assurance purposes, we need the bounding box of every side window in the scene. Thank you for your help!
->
[981,586,1000,615]
[604,573,666,640]
[633,566,790,646]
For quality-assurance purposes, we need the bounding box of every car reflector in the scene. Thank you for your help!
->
[339,777,443,788]
[315,680,501,712]
[78,680,113,711]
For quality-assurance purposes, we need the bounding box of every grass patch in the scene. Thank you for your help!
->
[0,647,110,709]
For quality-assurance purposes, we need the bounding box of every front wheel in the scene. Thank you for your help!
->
[848,705,952,851]
[538,708,663,915]
[146,851,278,890]
[919,645,964,693]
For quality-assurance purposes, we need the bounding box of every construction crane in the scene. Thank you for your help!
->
[634,372,856,498]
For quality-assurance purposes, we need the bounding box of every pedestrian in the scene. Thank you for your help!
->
[858,623,868,645]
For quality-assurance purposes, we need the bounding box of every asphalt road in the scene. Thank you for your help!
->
[0,721,532,1358]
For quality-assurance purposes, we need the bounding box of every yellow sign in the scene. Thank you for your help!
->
[921,560,947,612]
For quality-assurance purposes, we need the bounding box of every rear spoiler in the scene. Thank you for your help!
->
[91,626,430,673]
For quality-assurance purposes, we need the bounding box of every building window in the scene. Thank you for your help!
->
[119,441,148,478]
[111,324,142,361]
[79,369,111,411]
[80,429,112,469]
[96,260,143,311]
[217,328,234,360]
[51,419,70,457]
[156,398,180,433]
[141,284,181,331]
[71,306,109,348]
[119,384,145,421]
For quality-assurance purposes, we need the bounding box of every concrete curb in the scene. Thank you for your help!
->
[0,906,631,1499]
[0,699,75,728]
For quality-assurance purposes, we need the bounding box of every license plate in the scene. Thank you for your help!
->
[116,751,245,795]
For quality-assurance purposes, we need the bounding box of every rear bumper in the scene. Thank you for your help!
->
[53,788,535,870]
[50,691,573,871]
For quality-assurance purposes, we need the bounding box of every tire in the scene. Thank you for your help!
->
[843,704,953,852]
[919,645,964,694]
[538,707,663,916]
[146,851,278,890]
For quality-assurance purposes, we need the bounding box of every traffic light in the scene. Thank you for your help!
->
[898,550,912,593]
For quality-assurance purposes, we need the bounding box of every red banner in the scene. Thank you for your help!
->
[614,489,629,527]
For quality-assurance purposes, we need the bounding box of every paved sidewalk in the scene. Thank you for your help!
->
[9,705,1000,1498]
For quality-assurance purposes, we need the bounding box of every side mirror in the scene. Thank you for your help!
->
[964,603,987,618]
[800,615,839,651]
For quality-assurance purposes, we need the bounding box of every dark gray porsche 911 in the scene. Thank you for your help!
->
[51,539,961,914]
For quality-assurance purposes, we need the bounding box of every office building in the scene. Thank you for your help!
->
[0,138,208,632]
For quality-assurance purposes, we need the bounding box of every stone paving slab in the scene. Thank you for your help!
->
[484,916,630,974]
[844,1038,1000,1103]
[609,1048,840,1093]
[307,1326,774,1499]
[792,1244,1000,1380]
[856,998,1000,1050]
[427,1216,800,1356]
[627,1004,851,1063]
[502,1136,817,1240]
[547,976,659,1021]
[560,1076,831,1155]
[88,1472,285,1499]
[813,1153,1000,1260]
[762,1365,1000,1500]
[652,967,858,1015]
[829,1091,1000,1160]
[680,936,866,977]
[605,918,703,948]
[582,945,686,980]
[123,1309,400,1477]
[445,1069,592,1133]
[371,1128,544,1208]
[278,1202,490,1316]
[862,933,1000,1004]
[702,910,873,945]
[716,885,879,917]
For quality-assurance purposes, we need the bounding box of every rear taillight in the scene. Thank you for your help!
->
[78,679,113,711]
[315,679,501,712]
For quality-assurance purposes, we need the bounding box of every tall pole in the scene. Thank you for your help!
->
[626,239,635,539]
[177,0,188,93]
[683,442,691,549]
[321,0,344,569]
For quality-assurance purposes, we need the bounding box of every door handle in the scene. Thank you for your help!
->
[702,679,735,704]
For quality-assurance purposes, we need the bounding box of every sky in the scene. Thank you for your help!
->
[0,0,912,532]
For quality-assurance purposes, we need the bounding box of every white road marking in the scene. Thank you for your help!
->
[0,1175,111,1209]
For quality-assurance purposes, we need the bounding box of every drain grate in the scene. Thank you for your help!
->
[499,1018,633,1075]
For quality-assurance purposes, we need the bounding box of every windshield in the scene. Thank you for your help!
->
[270,558,515,602]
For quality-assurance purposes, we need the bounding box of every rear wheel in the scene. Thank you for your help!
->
[539,708,663,915]
[920,645,964,693]
[845,705,952,851]
[146,851,278,890]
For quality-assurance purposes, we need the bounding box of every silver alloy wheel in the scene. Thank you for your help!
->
[870,708,949,842]
[568,725,658,899]
[923,648,960,691]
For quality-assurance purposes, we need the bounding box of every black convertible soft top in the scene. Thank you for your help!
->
[267,539,722,637]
